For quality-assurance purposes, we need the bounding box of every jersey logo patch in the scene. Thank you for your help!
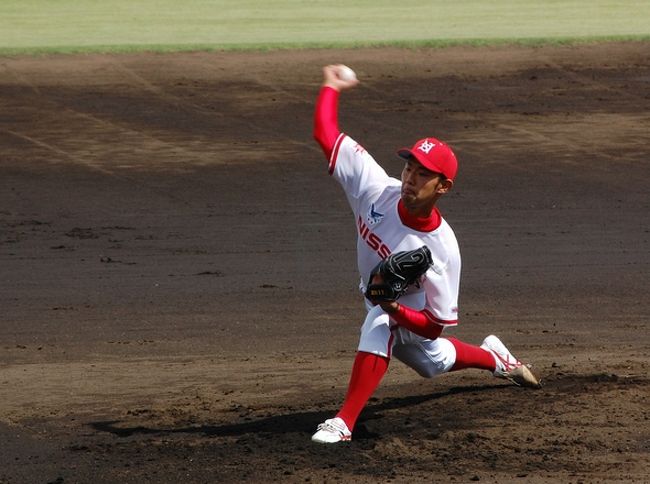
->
[367,203,384,226]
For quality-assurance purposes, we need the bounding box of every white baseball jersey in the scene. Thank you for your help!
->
[329,134,461,326]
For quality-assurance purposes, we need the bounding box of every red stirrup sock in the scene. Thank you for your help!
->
[336,351,389,431]
[447,337,496,372]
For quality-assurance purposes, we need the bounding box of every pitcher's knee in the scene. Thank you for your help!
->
[393,338,456,378]
[412,360,448,378]
[358,305,393,357]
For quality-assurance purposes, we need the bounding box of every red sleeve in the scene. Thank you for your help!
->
[390,304,445,340]
[313,86,341,159]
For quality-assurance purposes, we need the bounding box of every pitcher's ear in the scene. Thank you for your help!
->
[437,178,454,194]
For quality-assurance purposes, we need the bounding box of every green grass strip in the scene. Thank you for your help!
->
[1,0,648,55]
[1,35,649,57]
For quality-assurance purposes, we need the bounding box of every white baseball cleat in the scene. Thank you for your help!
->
[311,417,352,444]
[481,335,541,388]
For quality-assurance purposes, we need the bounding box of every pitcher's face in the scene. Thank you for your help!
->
[400,158,452,216]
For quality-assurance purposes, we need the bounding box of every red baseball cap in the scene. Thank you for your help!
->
[397,137,458,180]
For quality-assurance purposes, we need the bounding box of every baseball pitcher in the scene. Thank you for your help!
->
[311,65,540,444]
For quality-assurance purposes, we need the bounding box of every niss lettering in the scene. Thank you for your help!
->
[357,216,391,259]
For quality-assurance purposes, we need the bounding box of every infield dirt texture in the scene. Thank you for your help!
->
[1,43,649,483]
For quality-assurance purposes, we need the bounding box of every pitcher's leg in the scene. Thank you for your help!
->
[340,305,395,428]
[312,306,394,444]
[446,337,496,371]
[392,334,456,378]
[430,335,540,387]
[335,351,389,430]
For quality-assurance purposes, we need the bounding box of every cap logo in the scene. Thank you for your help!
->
[417,140,436,154]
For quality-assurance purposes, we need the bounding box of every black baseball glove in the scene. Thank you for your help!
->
[365,246,433,302]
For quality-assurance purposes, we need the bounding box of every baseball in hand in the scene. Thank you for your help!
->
[338,65,357,82]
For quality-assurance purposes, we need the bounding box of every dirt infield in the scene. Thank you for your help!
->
[1,43,649,483]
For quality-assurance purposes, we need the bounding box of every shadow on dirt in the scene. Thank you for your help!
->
[89,372,648,440]
[89,382,508,439]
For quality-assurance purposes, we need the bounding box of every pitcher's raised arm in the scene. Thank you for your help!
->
[313,65,359,159]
